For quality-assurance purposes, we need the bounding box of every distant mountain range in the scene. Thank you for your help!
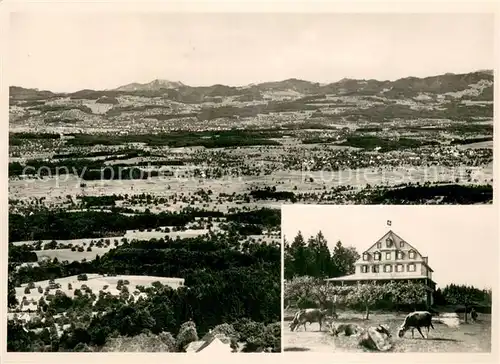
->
[10,70,494,102]
[115,79,185,92]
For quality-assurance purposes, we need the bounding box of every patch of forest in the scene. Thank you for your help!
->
[369,184,493,204]
[8,208,281,242]
[64,130,283,148]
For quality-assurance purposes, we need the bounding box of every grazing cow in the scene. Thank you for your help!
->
[289,308,329,332]
[397,311,435,339]
[358,325,393,352]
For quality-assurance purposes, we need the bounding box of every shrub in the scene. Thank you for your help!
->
[73,343,93,352]
[77,274,88,281]
[158,332,176,352]
[176,321,198,352]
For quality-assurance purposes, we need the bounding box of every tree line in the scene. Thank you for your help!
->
[284,230,360,280]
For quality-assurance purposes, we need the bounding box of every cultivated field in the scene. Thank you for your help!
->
[283,311,491,353]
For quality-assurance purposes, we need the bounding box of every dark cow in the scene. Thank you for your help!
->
[470,308,478,322]
[289,308,329,332]
[330,323,363,337]
[398,311,435,339]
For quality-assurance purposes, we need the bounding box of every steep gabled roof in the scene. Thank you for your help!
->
[356,230,433,271]
[363,230,425,256]
[196,336,233,354]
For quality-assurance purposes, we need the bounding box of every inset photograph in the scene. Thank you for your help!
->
[283,205,496,353]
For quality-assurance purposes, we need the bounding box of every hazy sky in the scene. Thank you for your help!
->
[8,12,495,92]
[282,205,498,290]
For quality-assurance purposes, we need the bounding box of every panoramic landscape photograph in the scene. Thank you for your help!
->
[282,205,496,353]
[5,10,495,353]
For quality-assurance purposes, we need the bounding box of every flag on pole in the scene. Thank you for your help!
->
[387,220,392,226]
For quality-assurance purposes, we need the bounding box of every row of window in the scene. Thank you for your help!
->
[377,238,404,249]
[363,250,416,261]
[361,263,417,273]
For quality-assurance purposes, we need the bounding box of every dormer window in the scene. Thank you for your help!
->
[363,253,369,261]
[377,242,382,249]
[374,252,381,261]
[409,250,416,259]
[400,241,405,248]
[386,238,393,248]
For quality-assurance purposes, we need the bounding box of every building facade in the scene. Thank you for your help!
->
[325,230,436,306]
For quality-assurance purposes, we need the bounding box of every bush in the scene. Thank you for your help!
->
[24,287,31,294]
[77,274,88,281]
[73,343,94,352]
[211,323,240,341]
[158,332,176,352]
[176,321,198,352]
